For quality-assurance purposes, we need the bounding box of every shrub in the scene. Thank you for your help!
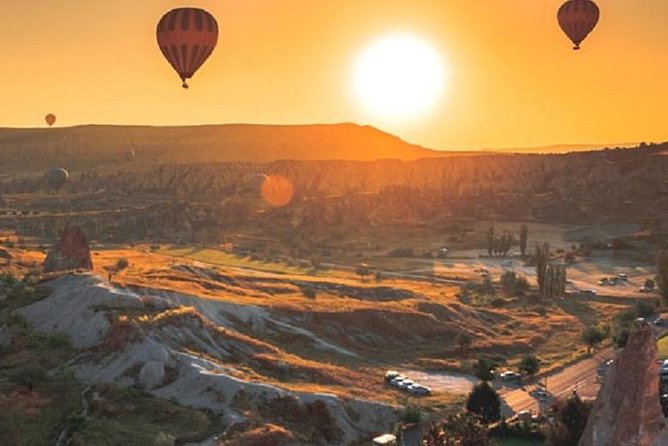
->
[473,358,497,382]
[501,271,529,296]
[401,402,423,424]
[11,364,48,391]
[115,257,130,270]
[519,354,541,377]
[466,382,501,424]
[302,288,317,299]
[46,332,71,349]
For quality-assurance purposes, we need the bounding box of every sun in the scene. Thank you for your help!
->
[352,33,447,121]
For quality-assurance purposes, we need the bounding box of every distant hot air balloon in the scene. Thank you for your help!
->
[47,168,69,192]
[156,8,219,89]
[126,149,136,162]
[240,173,269,194]
[558,0,600,50]
[45,114,56,127]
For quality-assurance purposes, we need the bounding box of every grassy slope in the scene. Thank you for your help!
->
[93,246,632,377]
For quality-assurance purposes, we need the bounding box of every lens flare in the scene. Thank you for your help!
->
[261,175,295,207]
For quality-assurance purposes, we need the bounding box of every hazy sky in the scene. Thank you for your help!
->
[1,0,666,150]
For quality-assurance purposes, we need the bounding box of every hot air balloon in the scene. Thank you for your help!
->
[558,0,600,50]
[45,114,56,127]
[240,173,269,194]
[126,149,136,162]
[156,8,219,89]
[47,168,69,192]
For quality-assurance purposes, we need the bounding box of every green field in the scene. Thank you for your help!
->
[159,246,311,275]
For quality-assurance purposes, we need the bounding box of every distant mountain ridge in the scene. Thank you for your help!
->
[487,142,641,154]
[0,123,655,174]
[0,123,450,173]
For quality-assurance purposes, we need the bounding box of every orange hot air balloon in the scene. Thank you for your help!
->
[156,8,219,89]
[558,0,600,50]
[45,113,56,127]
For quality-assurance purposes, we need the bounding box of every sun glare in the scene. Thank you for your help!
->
[352,33,447,121]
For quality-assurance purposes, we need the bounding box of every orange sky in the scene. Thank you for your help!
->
[1,0,666,150]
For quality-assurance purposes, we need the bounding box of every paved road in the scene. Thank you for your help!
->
[499,348,614,415]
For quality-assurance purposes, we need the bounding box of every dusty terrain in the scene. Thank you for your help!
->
[0,130,666,444]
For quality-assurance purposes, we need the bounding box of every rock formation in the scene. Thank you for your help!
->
[139,361,166,389]
[43,226,93,273]
[579,321,667,446]
[0,324,11,350]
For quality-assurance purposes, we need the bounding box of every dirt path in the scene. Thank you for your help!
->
[399,369,478,394]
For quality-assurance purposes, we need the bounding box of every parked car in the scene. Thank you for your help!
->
[582,289,597,297]
[617,273,628,281]
[385,370,401,382]
[407,384,432,396]
[389,377,406,388]
[597,359,613,377]
[397,379,414,390]
[654,318,665,327]
[530,389,550,400]
[499,370,521,381]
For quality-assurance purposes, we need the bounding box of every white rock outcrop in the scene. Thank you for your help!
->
[139,361,166,390]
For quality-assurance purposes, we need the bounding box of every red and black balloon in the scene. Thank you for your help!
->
[156,8,219,88]
[558,0,600,50]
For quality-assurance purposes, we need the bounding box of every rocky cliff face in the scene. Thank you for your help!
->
[43,226,94,273]
[579,321,666,446]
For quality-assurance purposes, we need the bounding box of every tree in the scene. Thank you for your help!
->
[546,393,592,446]
[480,276,495,296]
[580,326,606,353]
[456,332,473,354]
[500,271,529,296]
[422,412,493,446]
[473,358,496,382]
[392,423,405,446]
[355,263,370,282]
[535,242,550,298]
[519,354,541,377]
[400,402,423,424]
[657,250,668,305]
[486,225,495,257]
[466,382,501,424]
[519,225,528,257]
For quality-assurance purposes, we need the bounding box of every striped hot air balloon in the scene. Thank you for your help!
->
[558,0,600,50]
[156,8,219,89]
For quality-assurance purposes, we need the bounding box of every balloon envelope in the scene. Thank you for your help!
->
[558,0,600,50]
[45,114,56,127]
[126,149,136,162]
[242,173,269,194]
[156,8,219,88]
[47,168,69,191]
